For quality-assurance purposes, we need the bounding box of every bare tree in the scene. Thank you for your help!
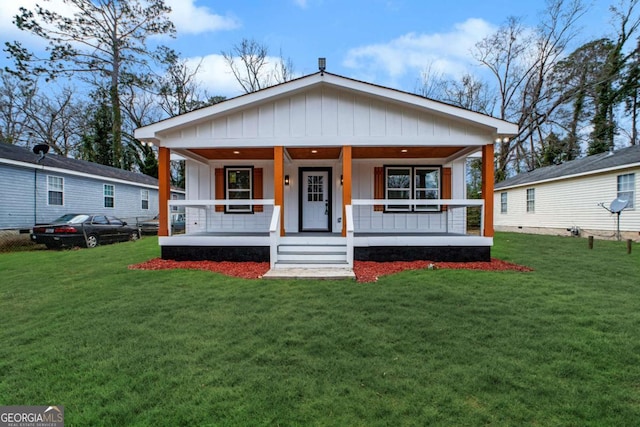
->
[22,86,88,156]
[0,70,34,145]
[222,38,295,94]
[473,0,587,179]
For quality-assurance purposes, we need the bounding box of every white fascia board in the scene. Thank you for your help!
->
[0,158,159,190]
[495,162,640,191]
[162,135,493,150]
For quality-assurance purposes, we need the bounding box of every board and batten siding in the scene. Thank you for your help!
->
[184,156,469,235]
[163,87,493,147]
[494,167,640,233]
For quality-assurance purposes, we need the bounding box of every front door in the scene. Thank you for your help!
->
[299,168,331,231]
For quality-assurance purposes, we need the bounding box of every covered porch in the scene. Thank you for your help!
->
[154,141,496,269]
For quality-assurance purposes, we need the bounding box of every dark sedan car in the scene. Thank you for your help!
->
[31,214,140,249]
[139,213,185,235]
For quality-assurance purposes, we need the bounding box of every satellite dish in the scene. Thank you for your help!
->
[32,144,50,155]
[32,144,50,163]
[610,197,629,213]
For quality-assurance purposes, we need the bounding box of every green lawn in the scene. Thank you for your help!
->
[1,233,639,426]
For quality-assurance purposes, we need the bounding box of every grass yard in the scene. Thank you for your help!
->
[1,233,639,426]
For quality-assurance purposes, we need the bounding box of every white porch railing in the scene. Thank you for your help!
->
[351,199,485,236]
[345,205,354,268]
[168,199,275,236]
[269,205,281,269]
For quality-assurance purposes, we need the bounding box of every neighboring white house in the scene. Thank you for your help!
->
[135,70,518,272]
[494,144,640,241]
[0,141,185,230]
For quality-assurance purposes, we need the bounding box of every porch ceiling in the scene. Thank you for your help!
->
[352,146,464,159]
[186,146,466,160]
[287,147,342,159]
[189,148,274,160]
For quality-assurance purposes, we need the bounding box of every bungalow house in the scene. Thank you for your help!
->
[135,70,518,273]
[0,141,185,230]
[494,145,640,241]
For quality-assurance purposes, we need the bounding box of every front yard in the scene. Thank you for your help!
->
[1,233,639,425]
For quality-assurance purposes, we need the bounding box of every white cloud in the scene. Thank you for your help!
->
[343,18,496,83]
[164,0,239,35]
[185,54,243,98]
[293,0,308,8]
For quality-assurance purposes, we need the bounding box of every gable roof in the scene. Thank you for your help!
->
[495,144,640,190]
[0,141,169,189]
[135,71,518,142]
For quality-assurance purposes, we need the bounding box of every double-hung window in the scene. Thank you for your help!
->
[47,176,64,206]
[385,166,440,212]
[141,190,149,210]
[617,173,635,209]
[500,192,508,213]
[104,184,115,208]
[526,188,535,213]
[226,167,252,213]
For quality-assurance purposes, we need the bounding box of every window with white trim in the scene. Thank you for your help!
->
[141,190,149,210]
[385,166,440,212]
[526,188,535,213]
[617,173,635,209]
[500,192,508,214]
[226,167,252,213]
[47,176,64,206]
[104,184,115,208]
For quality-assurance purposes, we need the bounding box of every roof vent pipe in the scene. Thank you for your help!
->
[318,57,326,75]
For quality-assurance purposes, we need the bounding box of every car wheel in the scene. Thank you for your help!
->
[85,234,99,248]
[129,231,139,241]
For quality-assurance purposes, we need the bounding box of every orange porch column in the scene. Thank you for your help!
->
[342,145,352,237]
[158,146,171,237]
[274,146,285,236]
[481,143,495,237]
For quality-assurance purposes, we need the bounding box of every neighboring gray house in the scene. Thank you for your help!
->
[494,145,640,241]
[0,142,184,230]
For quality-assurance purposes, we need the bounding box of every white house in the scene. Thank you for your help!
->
[135,70,518,273]
[494,145,640,241]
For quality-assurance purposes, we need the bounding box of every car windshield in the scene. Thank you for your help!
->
[54,214,90,224]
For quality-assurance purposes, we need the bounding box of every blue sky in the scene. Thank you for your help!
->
[0,0,619,98]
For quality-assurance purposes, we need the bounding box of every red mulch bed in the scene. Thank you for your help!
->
[129,258,532,282]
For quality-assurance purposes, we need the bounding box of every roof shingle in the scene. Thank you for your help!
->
[495,145,640,189]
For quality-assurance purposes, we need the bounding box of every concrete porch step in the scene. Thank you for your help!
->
[263,266,355,280]
[274,260,349,268]
[278,244,347,253]
[277,252,347,262]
